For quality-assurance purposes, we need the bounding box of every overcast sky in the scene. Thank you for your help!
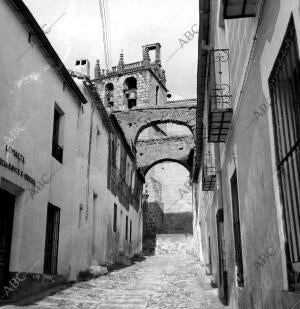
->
[23,0,198,99]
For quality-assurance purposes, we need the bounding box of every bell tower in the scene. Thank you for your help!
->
[93,43,168,111]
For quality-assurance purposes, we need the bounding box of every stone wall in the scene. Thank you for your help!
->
[96,69,167,111]
[143,201,164,236]
[136,135,194,171]
[96,71,149,109]
[148,72,167,106]
[163,212,193,234]
[142,200,164,252]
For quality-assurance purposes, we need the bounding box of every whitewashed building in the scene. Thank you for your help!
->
[0,0,143,301]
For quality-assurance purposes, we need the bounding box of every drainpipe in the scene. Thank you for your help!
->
[85,81,97,264]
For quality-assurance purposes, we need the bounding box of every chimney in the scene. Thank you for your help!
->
[74,59,90,77]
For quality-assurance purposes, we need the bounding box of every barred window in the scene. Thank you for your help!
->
[269,16,300,289]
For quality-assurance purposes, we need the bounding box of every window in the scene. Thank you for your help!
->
[113,204,117,233]
[230,170,244,286]
[44,204,60,275]
[269,17,300,288]
[223,0,258,19]
[130,220,132,243]
[92,194,97,258]
[78,204,83,229]
[116,141,121,169]
[112,139,116,167]
[125,216,128,241]
[131,170,136,193]
[207,236,212,275]
[126,161,131,186]
[96,127,101,154]
[52,105,64,163]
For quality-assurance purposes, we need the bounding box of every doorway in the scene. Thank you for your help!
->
[0,189,15,292]
[44,203,60,275]
[217,209,228,305]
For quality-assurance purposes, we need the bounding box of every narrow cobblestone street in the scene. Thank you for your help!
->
[3,235,225,309]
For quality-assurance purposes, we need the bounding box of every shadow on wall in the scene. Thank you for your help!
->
[162,212,193,234]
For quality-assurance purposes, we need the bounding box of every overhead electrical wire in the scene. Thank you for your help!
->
[99,0,112,69]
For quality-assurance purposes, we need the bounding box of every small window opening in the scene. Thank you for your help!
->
[125,216,128,241]
[113,204,117,233]
[111,139,116,167]
[130,220,132,243]
[52,106,64,163]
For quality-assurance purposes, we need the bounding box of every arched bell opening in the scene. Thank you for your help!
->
[124,77,137,109]
[105,83,114,107]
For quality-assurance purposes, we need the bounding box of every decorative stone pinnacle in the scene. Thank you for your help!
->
[161,70,166,84]
[118,50,124,72]
[119,50,124,65]
[94,59,101,79]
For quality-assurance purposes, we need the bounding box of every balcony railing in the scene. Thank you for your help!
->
[52,141,63,163]
[208,49,233,143]
[132,193,141,212]
[111,165,118,184]
[118,178,131,202]
[202,153,216,191]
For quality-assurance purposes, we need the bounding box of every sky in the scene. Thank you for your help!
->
[147,162,192,213]
[23,0,198,99]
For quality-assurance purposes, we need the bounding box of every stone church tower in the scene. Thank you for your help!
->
[93,43,168,111]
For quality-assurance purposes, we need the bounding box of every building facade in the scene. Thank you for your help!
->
[193,0,300,308]
[0,0,143,301]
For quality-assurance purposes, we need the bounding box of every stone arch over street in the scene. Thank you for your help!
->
[136,135,194,173]
[112,99,197,145]
[134,120,194,145]
[143,158,190,175]
[112,99,197,172]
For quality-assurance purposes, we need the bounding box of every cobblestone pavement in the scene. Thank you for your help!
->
[3,235,225,309]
